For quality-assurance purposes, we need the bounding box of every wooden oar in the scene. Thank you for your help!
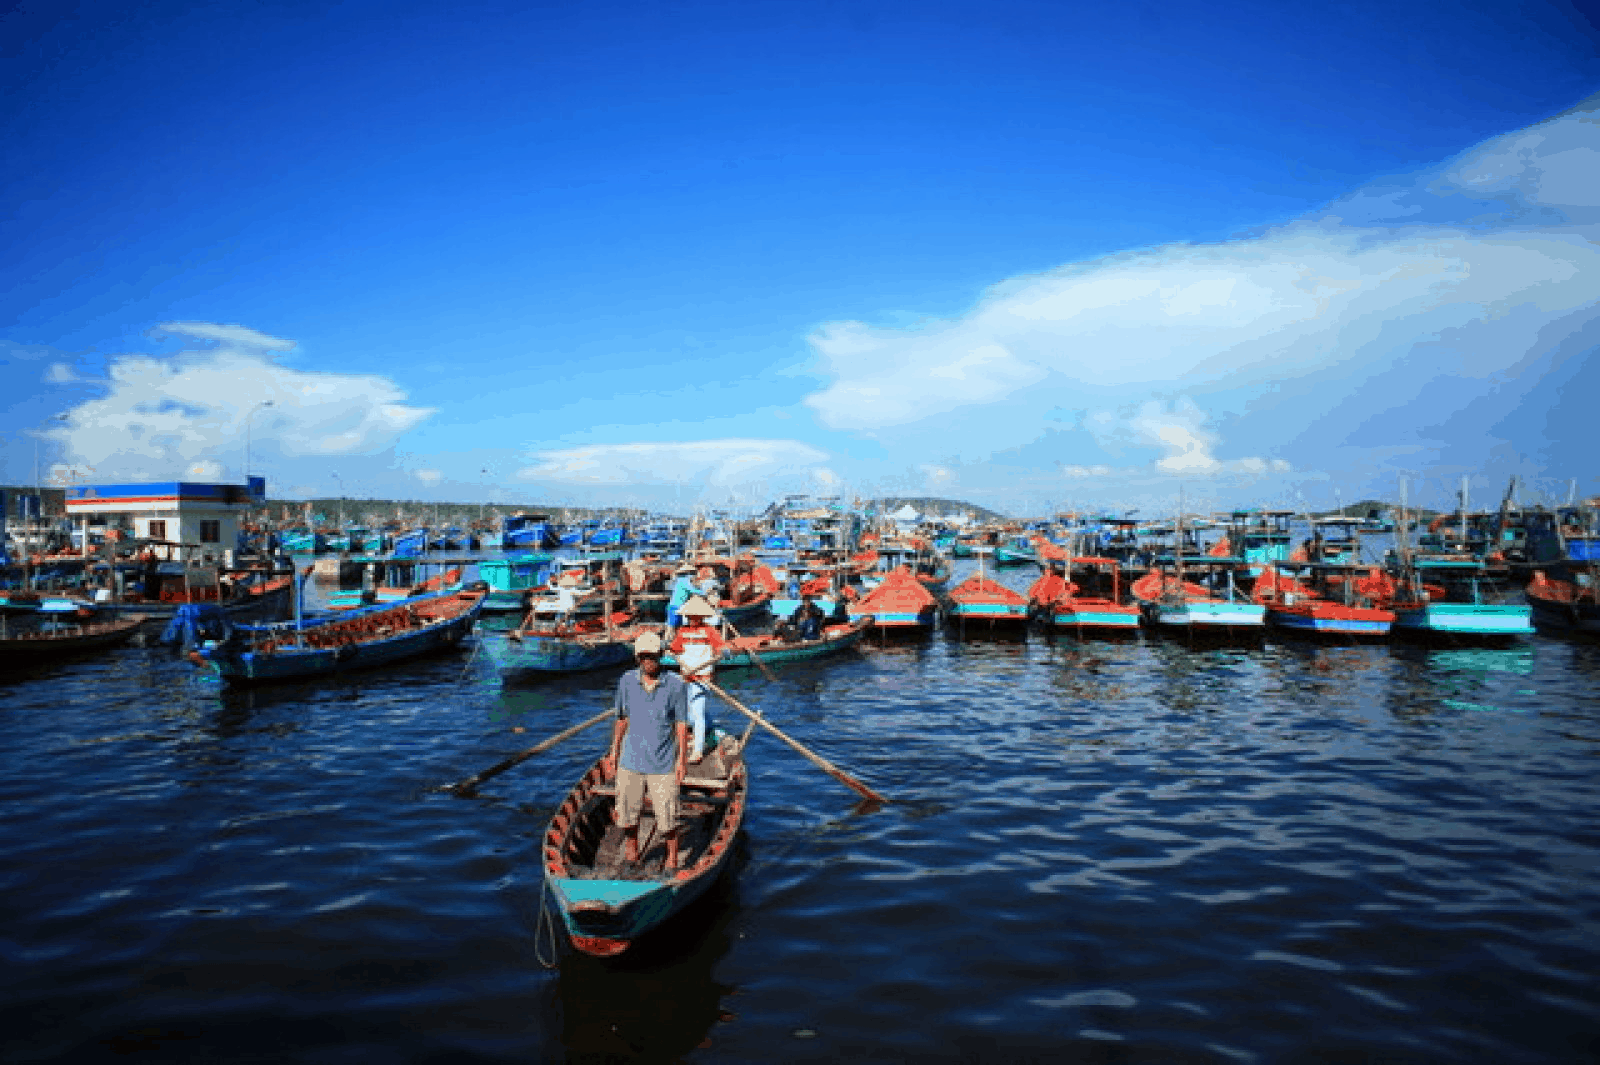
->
[442,707,616,796]
[704,680,887,804]
[719,614,778,683]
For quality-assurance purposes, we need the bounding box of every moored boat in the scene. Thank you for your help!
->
[476,554,559,613]
[664,618,869,670]
[189,588,485,684]
[1255,564,1395,639]
[849,566,938,630]
[1371,560,1533,641]
[0,605,148,660]
[944,573,1029,626]
[1030,557,1142,635]
[1133,565,1266,637]
[1523,570,1600,637]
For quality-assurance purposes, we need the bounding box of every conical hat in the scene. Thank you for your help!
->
[679,594,716,618]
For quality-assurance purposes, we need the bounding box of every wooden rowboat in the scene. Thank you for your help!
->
[0,611,148,660]
[542,737,750,957]
[191,589,485,684]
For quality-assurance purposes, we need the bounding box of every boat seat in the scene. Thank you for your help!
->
[590,775,730,796]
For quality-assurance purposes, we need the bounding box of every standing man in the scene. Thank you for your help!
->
[665,562,703,637]
[668,595,726,762]
[605,632,689,870]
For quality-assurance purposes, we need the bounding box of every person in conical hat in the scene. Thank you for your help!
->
[668,595,726,763]
[666,562,713,633]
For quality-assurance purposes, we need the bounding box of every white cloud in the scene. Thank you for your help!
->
[415,469,443,485]
[801,98,1600,487]
[519,439,829,489]
[41,321,434,485]
[155,321,296,351]
[44,363,84,383]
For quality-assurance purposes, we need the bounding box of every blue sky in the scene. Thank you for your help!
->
[3,0,1598,516]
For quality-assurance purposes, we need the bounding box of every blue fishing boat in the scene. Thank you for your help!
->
[502,513,558,550]
[542,738,749,957]
[188,588,485,684]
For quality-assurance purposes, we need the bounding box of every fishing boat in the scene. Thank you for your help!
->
[0,603,147,660]
[1377,561,1533,641]
[849,566,938,631]
[1254,564,1395,639]
[67,561,294,632]
[1031,557,1142,634]
[476,554,559,613]
[992,535,1038,567]
[541,736,750,957]
[663,617,869,670]
[497,592,660,675]
[943,573,1029,627]
[1523,570,1600,637]
[325,565,466,611]
[187,588,485,684]
[501,513,558,550]
[1133,564,1266,637]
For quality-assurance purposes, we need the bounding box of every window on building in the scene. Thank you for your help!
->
[148,519,167,540]
[200,520,221,543]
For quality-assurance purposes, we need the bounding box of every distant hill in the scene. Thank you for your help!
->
[870,497,1009,522]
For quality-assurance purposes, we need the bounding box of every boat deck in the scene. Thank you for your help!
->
[565,747,741,882]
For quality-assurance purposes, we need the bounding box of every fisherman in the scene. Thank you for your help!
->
[533,572,584,629]
[604,633,689,870]
[790,592,826,641]
[665,562,703,633]
[667,595,725,763]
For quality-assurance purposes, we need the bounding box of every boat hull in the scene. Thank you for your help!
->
[664,621,866,670]
[1048,604,1142,633]
[544,754,747,957]
[1266,603,1393,638]
[0,615,148,659]
[498,634,635,674]
[1392,603,1533,639]
[196,592,483,684]
[1150,601,1266,633]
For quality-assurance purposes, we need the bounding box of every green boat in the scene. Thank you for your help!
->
[662,618,868,671]
[992,538,1038,566]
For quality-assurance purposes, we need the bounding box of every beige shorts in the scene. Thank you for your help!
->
[615,767,679,832]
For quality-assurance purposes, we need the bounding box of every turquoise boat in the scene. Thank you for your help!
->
[1391,561,1533,641]
[992,538,1038,566]
[478,553,558,613]
[497,631,636,674]
[541,742,749,957]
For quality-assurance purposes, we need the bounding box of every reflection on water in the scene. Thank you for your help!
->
[558,859,745,1063]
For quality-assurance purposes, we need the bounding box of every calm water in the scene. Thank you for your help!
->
[3,560,1598,1063]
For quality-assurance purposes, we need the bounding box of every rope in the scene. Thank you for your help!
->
[455,627,483,684]
[533,876,563,969]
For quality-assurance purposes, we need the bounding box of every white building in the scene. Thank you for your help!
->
[64,478,266,560]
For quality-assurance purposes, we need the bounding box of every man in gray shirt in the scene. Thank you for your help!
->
[605,632,690,870]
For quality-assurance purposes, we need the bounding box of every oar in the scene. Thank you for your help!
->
[704,680,887,805]
[719,614,778,683]
[441,707,616,796]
